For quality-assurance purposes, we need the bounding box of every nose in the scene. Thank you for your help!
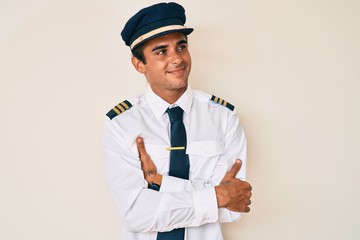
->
[169,50,183,65]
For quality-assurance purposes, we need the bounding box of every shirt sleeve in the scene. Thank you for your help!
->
[217,109,247,222]
[102,118,219,233]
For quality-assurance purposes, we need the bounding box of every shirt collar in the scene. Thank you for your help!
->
[145,85,193,120]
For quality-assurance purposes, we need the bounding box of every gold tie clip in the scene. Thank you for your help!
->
[166,146,185,151]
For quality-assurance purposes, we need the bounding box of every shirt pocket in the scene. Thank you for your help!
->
[187,141,226,180]
[143,144,170,174]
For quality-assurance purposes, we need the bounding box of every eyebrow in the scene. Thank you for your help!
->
[177,39,188,45]
[151,44,167,52]
[151,39,188,52]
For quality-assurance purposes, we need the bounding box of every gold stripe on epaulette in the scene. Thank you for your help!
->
[116,104,125,112]
[120,102,130,110]
[112,107,121,115]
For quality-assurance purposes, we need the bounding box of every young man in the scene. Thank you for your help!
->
[102,2,252,240]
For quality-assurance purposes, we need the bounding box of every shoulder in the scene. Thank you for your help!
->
[105,98,139,120]
[193,89,235,111]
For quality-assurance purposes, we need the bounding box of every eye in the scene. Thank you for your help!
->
[177,44,187,51]
[156,49,167,55]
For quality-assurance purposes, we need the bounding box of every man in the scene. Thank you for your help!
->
[102,2,252,240]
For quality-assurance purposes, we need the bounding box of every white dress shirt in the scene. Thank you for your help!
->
[102,86,247,240]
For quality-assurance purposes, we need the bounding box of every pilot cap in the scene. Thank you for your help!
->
[121,2,194,50]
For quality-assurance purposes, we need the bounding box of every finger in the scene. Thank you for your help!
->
[243,206,250,213]
[136,137,148,159]
[245,191,252,199]
[227,159,242,178]
[240,200,251,213]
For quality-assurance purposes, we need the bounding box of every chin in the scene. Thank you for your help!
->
[167,81,188,92]
[172,78,188,87]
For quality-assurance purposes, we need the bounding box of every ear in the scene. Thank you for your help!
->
[131,56,146,74]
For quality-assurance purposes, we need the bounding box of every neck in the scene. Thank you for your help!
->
[152,87,187,104]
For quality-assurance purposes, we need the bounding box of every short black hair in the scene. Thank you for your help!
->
[132,43,147,64]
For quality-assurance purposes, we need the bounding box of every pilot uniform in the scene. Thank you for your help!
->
[102,86,247,240]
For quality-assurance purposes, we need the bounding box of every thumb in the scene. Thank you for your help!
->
[136,136,148,160]
[227,159,242,179]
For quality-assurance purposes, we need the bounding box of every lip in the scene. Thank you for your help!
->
[167,66,186,75]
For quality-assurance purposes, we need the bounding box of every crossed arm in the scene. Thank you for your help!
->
[136,136,252,213]
[103,108,253,232]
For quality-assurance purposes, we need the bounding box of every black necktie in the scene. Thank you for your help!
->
[157,106,189,240]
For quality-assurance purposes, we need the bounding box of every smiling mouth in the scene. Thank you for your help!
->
[167,66,186,75]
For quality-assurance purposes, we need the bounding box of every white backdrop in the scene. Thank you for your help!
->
[1,0,359,239]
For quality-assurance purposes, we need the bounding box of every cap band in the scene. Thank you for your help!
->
[130,25,186,49]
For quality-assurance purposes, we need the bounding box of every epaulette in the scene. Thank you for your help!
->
[106,100,133,120]
[210,95,235,111]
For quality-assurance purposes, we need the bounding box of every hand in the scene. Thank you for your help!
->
[136,136,157,183]
[215,159,252,212]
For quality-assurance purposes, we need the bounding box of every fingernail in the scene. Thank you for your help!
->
[236,159,241,164]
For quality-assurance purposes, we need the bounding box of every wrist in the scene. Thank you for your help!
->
[215,185,227,208]
[152,173,162,186]
[144,169,157,183]
[148,173,163,191]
